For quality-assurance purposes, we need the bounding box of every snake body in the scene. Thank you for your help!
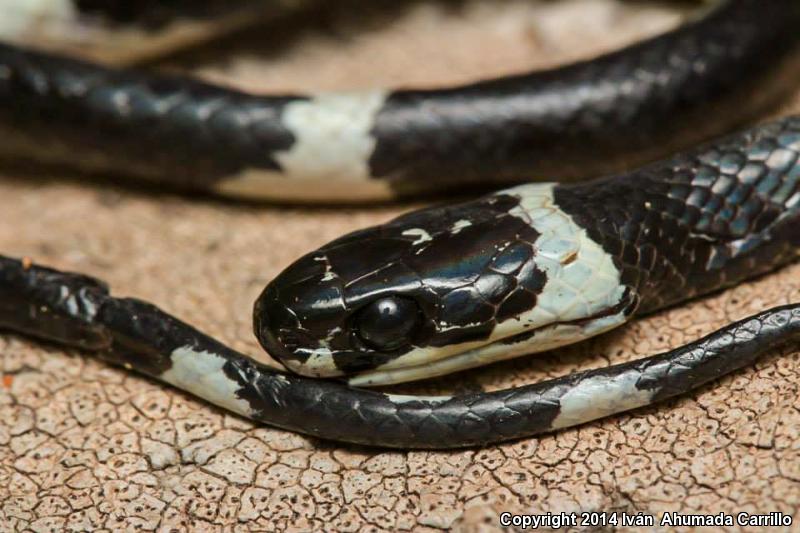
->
[0,0,798,200]
[0,0,799,448]
[2,115,799,448]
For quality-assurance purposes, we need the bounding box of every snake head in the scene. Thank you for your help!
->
[255,184,635,385]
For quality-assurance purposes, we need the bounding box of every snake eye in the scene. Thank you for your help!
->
[355,296,420,351]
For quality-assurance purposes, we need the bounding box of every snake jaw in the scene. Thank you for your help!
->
[347,295,636,387]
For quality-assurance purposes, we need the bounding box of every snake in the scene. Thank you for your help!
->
[0,0,800,449]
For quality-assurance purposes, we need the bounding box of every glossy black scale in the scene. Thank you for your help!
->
[554,116,800,314]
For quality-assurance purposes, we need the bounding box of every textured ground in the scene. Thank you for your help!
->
[2,1,800,531]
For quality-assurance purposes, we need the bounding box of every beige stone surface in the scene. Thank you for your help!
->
[2,1,800,531]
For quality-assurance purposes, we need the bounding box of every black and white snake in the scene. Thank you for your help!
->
[0,0,799,448]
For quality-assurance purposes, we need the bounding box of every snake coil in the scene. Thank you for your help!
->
[0,0,799,448]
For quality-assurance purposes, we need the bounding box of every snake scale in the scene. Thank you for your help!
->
[0,0,799,448]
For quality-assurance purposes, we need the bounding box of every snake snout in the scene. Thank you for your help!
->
[253,249,403,378]
[253,269,346,377]
[252,283,296,364]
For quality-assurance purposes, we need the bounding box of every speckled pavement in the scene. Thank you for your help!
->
[2,1,800,531]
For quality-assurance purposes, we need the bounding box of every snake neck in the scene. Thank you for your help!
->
[553,115,800,315]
